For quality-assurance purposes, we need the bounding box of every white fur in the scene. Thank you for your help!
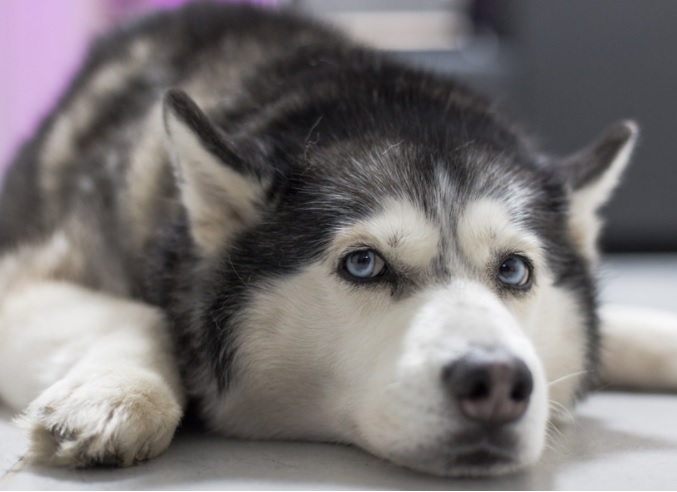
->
[600,304,677,390]
[0,279,184,466]
[525,278,587,419]
[353,281,548,474]
[0,230,81,297]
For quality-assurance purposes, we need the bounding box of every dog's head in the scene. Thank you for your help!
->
[162,66,636,476]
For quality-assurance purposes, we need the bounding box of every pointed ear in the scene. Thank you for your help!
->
[163,89,269,256]
[563,120,639,260]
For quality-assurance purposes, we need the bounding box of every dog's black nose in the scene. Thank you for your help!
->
[443,349,533,425]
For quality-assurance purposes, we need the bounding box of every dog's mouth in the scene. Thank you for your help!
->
[382,428,526,477]
[443,429,522,475]
[446,442,517,474]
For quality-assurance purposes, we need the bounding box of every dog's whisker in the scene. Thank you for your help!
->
[542,428,565,453]
[548,399,576,424]
[544,420,571,454]
[548,370,589,387]
[545,420,565,439]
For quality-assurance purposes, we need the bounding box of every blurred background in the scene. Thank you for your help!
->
[1,0,675,252]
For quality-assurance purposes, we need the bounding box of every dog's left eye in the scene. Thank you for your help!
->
[343,250,386,280]
[497,255,532,288]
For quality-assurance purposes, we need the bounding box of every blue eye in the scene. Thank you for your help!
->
[343,250,386,280]
[498,255,532,288]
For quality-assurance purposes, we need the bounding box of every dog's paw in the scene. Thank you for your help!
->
[15,371,182,467]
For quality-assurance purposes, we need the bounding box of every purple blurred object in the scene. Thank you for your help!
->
[108,0,282,24]
[0,0,103,176]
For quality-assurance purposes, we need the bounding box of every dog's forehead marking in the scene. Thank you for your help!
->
[332,199,440,271]
[456,198,544,269]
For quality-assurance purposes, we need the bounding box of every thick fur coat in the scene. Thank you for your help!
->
[1,3,676,477]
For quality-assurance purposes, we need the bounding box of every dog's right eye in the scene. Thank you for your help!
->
[343,250,386,280]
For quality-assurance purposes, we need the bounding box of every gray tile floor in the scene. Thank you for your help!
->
[1,254,676,490]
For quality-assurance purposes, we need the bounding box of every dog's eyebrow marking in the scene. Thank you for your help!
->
[332,199,440,273]
[387,233,402,248]
[457,198,543,269]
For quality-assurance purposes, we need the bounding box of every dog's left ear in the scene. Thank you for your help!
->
[163,89,271,256]
[561,120,639,260]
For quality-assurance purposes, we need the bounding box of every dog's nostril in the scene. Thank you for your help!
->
[467,379,490,400]
[511,383,528,401]
[509,358,533,403]
[443,349,533,425]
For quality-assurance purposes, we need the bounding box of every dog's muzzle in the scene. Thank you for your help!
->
[341,283,548,476]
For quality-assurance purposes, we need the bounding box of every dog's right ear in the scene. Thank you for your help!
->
[163,89,269,256]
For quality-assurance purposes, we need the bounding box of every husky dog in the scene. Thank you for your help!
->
[1,3,676,477]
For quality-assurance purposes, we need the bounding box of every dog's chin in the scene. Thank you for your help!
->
[366,430,541,478]
[382,446,533,478]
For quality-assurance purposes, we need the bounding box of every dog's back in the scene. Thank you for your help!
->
[0,4,348,290]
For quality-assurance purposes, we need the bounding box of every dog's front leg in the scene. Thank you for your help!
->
[0,281,184,467]
[599,304,677,390]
